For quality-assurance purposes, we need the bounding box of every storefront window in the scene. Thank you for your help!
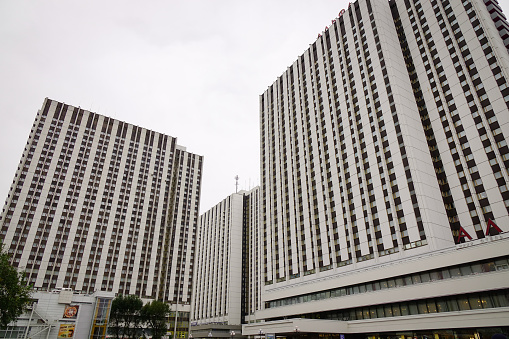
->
[356,309,364,320]
[392,305,401,316]
[458,297,470,310]
[384,305,393,317]
[387,279,396,288]
[441,268,451,279]
[482,262,496,272]
[449,267,462,278]
[469,296,482,309]
[495,258,509,270]
[480,295,493,308]
[436,300,448,313]
[427,301,437,313]
[417,301,428,314]
[429,271,442,281]
[408,302,419,315]
[400,303,409,316]
[493,293,509,307]
[349,310,356,321]
[460,265,473,276]
[412,274,421,284]
[471,263,483,274]
[447,298,459,311]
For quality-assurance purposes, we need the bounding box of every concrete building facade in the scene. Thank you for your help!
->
[0,98,203,338]
[243,186,263,325]
[0,289,115,339]
[251,0,509,337]
[191,187,261,338]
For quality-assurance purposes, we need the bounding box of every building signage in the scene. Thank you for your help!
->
[457,219,503,243]
[63,305,79,319]
[58,324,75,338]
[317,3,352,38]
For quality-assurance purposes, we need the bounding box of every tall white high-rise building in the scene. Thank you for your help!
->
[191,187,261,338]
[192,192,245,328]
[243,186,262,324]
[245,0,509,336]
[0,98,202,338]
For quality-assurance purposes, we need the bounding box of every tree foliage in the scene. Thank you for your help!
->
[141,300,170,339]
[108,295,170,339]
[0,243,32,329]
[108,294,144,339]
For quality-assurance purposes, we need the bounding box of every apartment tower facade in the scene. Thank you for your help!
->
[247,0,509,336]
[0,98,202,337]
[191,187,261,338]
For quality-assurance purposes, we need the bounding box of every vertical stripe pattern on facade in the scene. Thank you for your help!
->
[0,98,202,307]
[260,0,509,288]
[192,188,260,325]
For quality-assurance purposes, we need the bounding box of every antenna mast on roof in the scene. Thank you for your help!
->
[235,175,239,193]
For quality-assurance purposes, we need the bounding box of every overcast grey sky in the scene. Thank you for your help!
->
[1,1,508,213]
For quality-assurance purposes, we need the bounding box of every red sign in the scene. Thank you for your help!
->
[456,219,503,243]
[317,3,352,38]
[485,219,503,235]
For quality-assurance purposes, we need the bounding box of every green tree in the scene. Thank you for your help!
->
[108,294,144,339]
[0,243,32,329]
[141,300,170,339]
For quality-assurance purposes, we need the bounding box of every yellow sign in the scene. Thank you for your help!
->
[58,324,75,338]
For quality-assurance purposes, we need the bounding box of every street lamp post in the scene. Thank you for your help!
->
[259,329,264,339]
[230,330,236,339]
[208,331,213,338]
